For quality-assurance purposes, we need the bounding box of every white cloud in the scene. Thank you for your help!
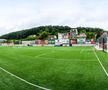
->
[0,0,108,35]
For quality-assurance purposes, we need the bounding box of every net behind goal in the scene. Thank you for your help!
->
[97,33,108,53]
[103,37,108,53]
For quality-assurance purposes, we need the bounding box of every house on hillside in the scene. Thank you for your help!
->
[28,35,36,37]
[70,28,78,38]
[58,33,70,39]
[55,33,70,46]
[48,35,57,44]
[77,33,87,44]
[48,35,57,40]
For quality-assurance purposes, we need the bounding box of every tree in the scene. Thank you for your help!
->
[0,26,71,39]
[38,31,49,40]
[86,32,96,39]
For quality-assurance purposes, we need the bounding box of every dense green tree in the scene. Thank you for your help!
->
[0,26,103,40]
[86,32,96,39]
[38,30,49,40]
[0,26,71,40]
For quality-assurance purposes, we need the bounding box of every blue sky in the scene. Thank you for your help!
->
[0,0,108,35]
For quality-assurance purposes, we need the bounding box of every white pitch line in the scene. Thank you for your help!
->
[35,51,54,58]
[35,53,49,58]
[80,49,84,54]
[37,57,96,61]
[0,66,51,90]
[93,48,108,76]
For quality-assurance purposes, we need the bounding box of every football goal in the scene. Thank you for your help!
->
[104,37,108,53]
[96,33,108,53]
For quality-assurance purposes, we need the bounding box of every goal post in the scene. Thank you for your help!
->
[95,37,103,50]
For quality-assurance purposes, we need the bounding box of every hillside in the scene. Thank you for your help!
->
[0,25,104,40]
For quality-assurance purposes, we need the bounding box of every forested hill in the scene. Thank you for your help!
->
[0,25,104,40]
[0,26,71,40]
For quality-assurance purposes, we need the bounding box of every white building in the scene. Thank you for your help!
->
[55,33,70,46]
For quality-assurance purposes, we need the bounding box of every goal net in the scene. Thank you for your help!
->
[103,37,108,53]
[96,33,108,53]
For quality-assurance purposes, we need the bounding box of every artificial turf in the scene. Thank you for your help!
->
[0,46,108,90]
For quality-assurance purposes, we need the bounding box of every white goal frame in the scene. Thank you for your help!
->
[104,37,108,53]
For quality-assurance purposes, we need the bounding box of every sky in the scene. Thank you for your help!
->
[0,0,108,35]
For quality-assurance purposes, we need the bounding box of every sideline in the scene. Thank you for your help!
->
[93,48,108,76]
[0,67,51,90]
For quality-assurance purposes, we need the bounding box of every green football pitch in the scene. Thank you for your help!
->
[0,46,108,90]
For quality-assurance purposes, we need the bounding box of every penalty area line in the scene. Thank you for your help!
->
[0,66,51,90]
[93,48,108,77]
